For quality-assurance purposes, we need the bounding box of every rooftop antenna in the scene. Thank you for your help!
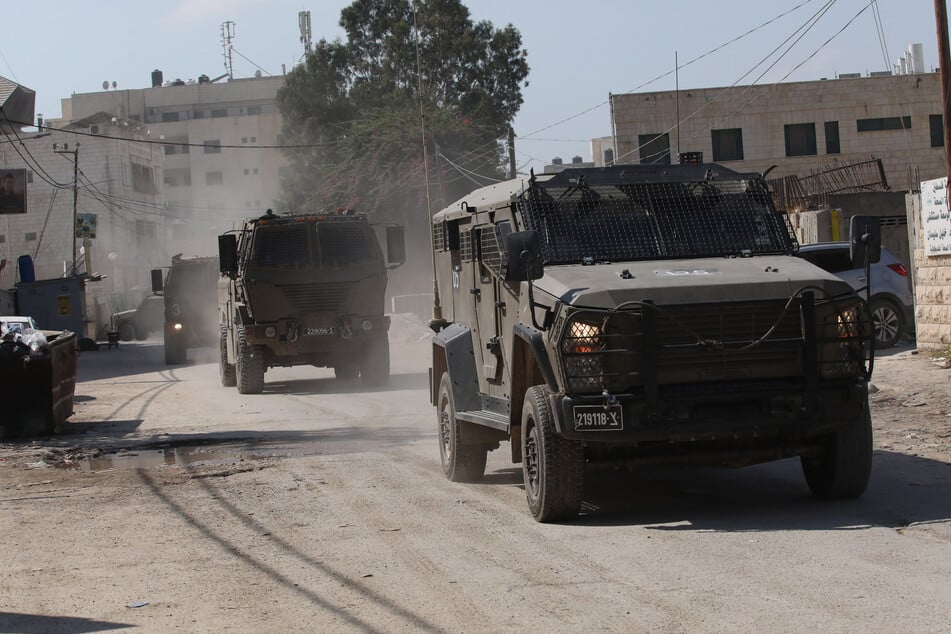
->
[298,11,313,56]
[221,20,236,79]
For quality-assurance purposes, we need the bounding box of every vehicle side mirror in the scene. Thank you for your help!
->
[385,224,406,268]
[503,230,544,281]
[150,269,164,294]
[218,234,238,277]
[849,215,881,267]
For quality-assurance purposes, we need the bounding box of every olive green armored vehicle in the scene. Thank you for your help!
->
[151,255,220,365]
[429,162,880,522]
[218,210,405,394]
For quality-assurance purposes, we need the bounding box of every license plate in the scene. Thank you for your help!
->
[573,405,623,431]
[304,327,337,336]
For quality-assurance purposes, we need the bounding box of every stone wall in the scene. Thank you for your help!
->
[907,191,951,348]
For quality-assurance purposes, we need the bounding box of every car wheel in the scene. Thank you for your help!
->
[164,332,186,364]
[118,322,135,342]
[521,385,583,522]
[801,405,872,499]
[870,299,904,349]
[360,334,390,386]
[436,373,488,482]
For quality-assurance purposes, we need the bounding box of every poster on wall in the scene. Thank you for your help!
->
[0,168,27,214]
[921,177,951,256]
[75,213,97,239]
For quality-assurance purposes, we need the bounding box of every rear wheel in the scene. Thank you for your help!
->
[334,361,359,381]
[236,327,265,394]
[436,373,488,482]
[870,299,904,348]
[360,334,390,386]
[164,331,186,365]
[219,328,236,387]
[801,406,873,499]
[522,385,583,522]
[118,322,135,342]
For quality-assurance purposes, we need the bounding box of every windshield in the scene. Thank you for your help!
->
[517,173,797,264]
[249,219,382,271]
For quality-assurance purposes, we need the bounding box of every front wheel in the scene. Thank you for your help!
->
[522,386,583,522]
[801,406,873,499]
[164,331,186,365]
[236,327,265,394]
[360,334,390,386]
[436,373,487,482]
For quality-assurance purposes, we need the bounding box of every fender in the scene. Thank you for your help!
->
[431,322,481,412]
[513,323,558,392]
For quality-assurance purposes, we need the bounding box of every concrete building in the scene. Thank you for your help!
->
[608,71,944,193]
[55,72,288,258]
[1,109,165,334]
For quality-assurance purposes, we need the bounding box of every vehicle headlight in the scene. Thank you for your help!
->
[565,320,603,354]
[173,323,183,331]
[818,300,869,378]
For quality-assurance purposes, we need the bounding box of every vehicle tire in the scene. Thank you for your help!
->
[219,328,236,387]
[236,327,265,394]
[164,332,187,365]
[869,298,904,349]
[522,385,583,522]
[436,373,488,482]
[360,334,390,386]
[334,361,359,381]
[118,322,135,342]
[801,405,873,499]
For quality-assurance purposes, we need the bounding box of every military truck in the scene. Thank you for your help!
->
[151,255,220,364]
[218,210,405,394]
[429,163,879,522]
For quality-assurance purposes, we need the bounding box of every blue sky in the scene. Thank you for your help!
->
[0,0,941,173]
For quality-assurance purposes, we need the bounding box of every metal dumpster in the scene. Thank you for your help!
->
[0,330,78,438]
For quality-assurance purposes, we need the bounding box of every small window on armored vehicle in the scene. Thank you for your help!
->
[477,223,507,281]
[317,223,380,267]
[251,224,310,268]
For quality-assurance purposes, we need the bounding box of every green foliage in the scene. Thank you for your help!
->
[276,0,529,222]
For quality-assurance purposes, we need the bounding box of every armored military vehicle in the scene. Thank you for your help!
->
[218,210,405,394]
[429,163,879,522]
[151,255,220,364]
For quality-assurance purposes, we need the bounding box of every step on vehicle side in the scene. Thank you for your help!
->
[429,162,880,522]
[218,209,405,394]
[151,255,220,365]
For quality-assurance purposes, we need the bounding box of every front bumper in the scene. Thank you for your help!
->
[554,379,866,444]
[244,315,390,355]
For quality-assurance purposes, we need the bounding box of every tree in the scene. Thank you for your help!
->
[276,0,529,223]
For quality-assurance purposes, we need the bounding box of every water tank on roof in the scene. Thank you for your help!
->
[572,156,583,164]
[552,157,563,165]
[171,78,185,87]
[151,69,163,88]
[198,74,210,85]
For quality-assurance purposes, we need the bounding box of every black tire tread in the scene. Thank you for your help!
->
[523,385,583,522]
[802,406,873,499]
[236,327,265,394]
[437,374,488,482]
[220,328,236,387]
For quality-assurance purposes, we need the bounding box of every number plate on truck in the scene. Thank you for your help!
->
[573,405,623,431]
[304,327,337,336]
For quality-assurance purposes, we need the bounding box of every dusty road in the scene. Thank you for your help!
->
[1,323,950,632]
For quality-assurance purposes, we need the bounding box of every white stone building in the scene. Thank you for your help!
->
[55,72,288,258]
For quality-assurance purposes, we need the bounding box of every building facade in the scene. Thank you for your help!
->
[609,72,944,193]
[56,73,288,258]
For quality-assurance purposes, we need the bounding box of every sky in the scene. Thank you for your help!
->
[0,0,943,174]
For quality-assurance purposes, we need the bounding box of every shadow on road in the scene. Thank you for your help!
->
[264,371,429,395]
[0,612,131,633]
[568,449,951,531]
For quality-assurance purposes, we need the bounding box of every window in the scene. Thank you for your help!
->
[26,171,33,184]
[250,136,257,144]
[241,137,248,144]
[131,163,156,194]
[164,145,176,155]
[193,111,204,120]
[253,168,258,175]
[243,168,249,175]
[638,133,671,165]
[206,171,224,185]
[135,220,157,246]
[203,140,221,154]
[930,114,944,148]
[800,247,852,273]
[711,128,744,161]
[825,121,841,154]
[25,232,37,241]
[161,111,180,122]
[857,116,911,132]
[0,234,5,243]
[211,108,228,118]
[247,105,261,115]
[603,148,614,165]
[784,123,817,157]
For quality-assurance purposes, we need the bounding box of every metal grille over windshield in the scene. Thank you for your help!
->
[517,168,797,264]
[251,224,309,268]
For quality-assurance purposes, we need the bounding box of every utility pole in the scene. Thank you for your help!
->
[508,127,517,179]
[53,142,79,274]
[936,1,951,183]
[221,21,236,80]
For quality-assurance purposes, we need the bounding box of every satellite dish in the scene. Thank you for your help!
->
[102,80,109,90]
